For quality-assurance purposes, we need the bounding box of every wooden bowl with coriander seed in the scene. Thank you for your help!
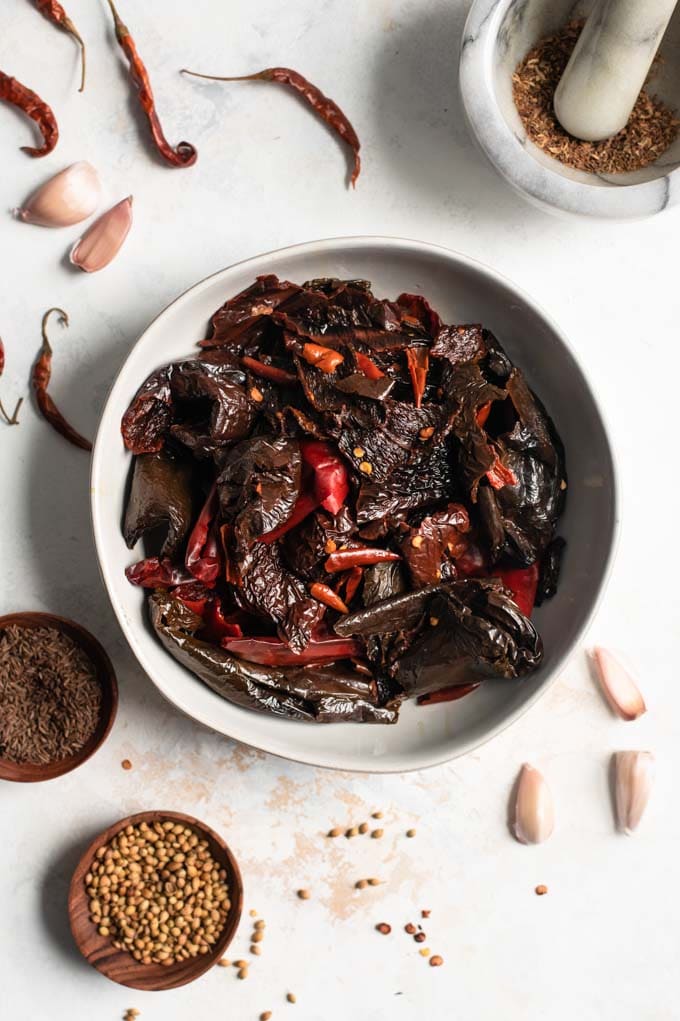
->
[68,810,243,991]
[0,611,118,783]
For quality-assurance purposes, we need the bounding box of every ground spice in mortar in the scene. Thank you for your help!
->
[0,624,101,763]
[513,21,679,173]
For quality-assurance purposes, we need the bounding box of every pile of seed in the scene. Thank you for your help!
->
[86,819,230,965]
[0,624,102,764]
[513,21,680,174]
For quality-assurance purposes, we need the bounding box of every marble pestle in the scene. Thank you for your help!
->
[553,0,677,142]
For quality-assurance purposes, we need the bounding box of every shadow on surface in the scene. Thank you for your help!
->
[41,834,91,969]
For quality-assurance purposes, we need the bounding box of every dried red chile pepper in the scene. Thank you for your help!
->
[0,71,58,156]
[32,308,92,451]
[0,337,23,427]
[105,0,197,168]
[32,0,86,92]
[182,66,361,187]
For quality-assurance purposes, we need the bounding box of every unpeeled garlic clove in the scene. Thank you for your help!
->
[592,647,646,721]
[70,196,133,273]
[17,161,101,227]
[513,763,554,845]
[614,751,654,835]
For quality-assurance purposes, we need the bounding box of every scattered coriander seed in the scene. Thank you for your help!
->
[430,955,443,967]
[254,919,266,930]
[353,446,365,458]
[346,827,359,838]
[237,967,249,980]
[217,958,230,967]
[250,387,264,403]
[358,822,369,835]
[535,884,548,896]
[415,932,426,943]
[261,1013,273,1021]
[419,948,430,957]
[121,759,132,770]
[411,535,424,549]
[327,827,343,838]
[251,944,262,955]
[421,910,431,918]
[286,993,297,1003]
[358,461,373,475]
[371,811,383,819]
[376,922,391,934]
[367,878,381,887]
[405,923,416,934]
[297,889,311,900]
[356,879,368,890]
[252,931,264,943]
[234,960,248,968]
[371,829,384,839]
[406,829,417,838]
[249,909,258,917]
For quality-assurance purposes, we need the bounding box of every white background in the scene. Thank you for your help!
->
[1,1,678,1019]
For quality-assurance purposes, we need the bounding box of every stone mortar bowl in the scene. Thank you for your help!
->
[459,0,680,219]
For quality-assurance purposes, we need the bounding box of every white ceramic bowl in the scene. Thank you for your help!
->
[92,236,618,772]
[460,0,680,219]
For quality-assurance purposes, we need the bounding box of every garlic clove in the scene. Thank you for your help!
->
[70,196,133,273]
[17,161,102,227]
[513,763,554,845]
[614,751,654,835]
[592,647,646,721]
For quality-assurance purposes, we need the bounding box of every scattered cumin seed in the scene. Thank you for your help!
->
[297,889,311,900]
[217,958,230,967]
[513,20,680,173]
[286,992,297,1003]
[430,955,443,967]
[406,829,417,838]
[121,759,132,770]
[368,878,381,886]
[356,879,368,889]
[535,884,548,896]
[371,829,384,839]
[376,922,391,934]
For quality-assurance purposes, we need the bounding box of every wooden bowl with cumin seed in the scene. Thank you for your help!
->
[68,810,244,991]
[0,611,118,783]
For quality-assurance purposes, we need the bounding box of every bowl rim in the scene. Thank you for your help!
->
[91,234,620,773]
[459,0,677,219]
[67,809,243,991]
[0,611,118,782]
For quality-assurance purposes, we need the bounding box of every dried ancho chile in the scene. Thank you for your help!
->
[122,275,567,724]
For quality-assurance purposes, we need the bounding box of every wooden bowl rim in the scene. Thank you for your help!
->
[68,810,244,991]
[0,611,118,783]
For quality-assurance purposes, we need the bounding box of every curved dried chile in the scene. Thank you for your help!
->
[405,347,429,409]
[186,485,221,586]
[33,0,86,92]
[309,582,349,615]
[325,549,401,573]
[105,0,197,168]
[301,342,344,373]
[354,351,385,380]
[182,66,360,187]
[0,71,58,156]
[32,308,92,451]
[222,634,362,667]
[417,682,481,706]
[241,355,297,385]
[0,336,22,426]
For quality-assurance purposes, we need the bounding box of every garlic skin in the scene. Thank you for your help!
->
[70,196,133,273]
[513,763,554,845]
[592,647,646,721]
[17,161,101,227]
[614,751,654,835]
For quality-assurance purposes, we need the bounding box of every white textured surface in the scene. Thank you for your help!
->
[0,1,677,1018]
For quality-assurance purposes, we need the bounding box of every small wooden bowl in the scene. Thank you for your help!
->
[0,612,118,782]
[68,810,244,991]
